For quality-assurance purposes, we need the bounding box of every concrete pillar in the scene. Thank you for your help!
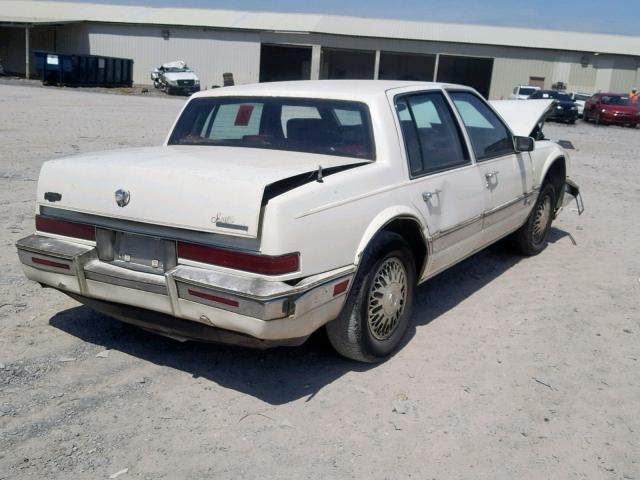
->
[25,26,30,79]
[310,44,321,80]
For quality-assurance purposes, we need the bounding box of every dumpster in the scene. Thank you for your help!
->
[34,51,134,87]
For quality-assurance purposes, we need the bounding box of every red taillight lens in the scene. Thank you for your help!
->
[36,215,96,241]
[177,241,299,275]
[187,289,239,307]
[31,257,70,270]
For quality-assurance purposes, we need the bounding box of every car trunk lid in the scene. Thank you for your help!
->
[37,145,365,238]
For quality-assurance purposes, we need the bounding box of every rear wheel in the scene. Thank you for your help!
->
[512,183,556,256]
[326,232,416,363]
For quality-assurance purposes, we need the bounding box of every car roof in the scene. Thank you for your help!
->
[192,80,472,101]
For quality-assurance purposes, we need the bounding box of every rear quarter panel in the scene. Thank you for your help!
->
[259,94,425,278]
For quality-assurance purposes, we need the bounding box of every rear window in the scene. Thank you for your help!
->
[168,96,375,160]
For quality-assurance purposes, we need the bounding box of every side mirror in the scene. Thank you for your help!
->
[515,136,535,152]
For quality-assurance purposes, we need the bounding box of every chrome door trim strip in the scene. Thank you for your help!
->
[427,189,538,254]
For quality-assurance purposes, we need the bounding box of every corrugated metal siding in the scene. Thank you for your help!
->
[609,57,640,93]
[87,24,261,87]
[569,63,597,92]
[2,0,640,56]
[263,32,605,99]
[490,58,555,98]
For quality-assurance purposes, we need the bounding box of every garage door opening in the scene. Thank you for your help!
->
[436,55,494,98]
[320,47,375,79]
[378,52,436,81]
[259,44,312,82]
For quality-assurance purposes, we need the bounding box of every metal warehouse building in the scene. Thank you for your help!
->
[1,0,639,99]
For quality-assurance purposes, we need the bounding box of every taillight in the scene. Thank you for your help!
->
[177,241,299,275]
[36,215,96,241]
[31,257,70,270]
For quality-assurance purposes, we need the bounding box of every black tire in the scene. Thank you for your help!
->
[326,231,416,363]
[568,118,576,125]
[512,183,557,256]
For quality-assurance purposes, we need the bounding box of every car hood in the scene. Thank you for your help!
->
[163,71,199,82]
[490,99,554,137]
[37,146,364,238]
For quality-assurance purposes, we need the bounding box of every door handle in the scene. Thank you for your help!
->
[485,171,499,188]
[422,190,441,202]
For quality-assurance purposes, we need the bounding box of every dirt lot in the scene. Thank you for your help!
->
[1,83,639,480]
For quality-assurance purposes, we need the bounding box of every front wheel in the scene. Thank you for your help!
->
[326,232,416,363]
[512,183,556,256]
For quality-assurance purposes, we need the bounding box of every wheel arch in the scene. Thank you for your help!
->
[355,207,430,279]
[540,155,567,210]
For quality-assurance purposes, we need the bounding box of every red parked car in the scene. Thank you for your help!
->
[583,93,640,127]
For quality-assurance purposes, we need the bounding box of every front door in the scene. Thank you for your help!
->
[447,91,534,243]
[392,90,486,279]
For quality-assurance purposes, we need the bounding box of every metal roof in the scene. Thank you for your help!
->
[2,0,639,57]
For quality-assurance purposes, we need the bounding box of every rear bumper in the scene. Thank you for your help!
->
[16,235,353,344]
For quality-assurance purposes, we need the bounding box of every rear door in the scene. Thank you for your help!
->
[392,90,485,278]
[447,90,534,243]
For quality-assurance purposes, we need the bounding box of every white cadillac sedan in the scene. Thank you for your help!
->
[16,81,582,362]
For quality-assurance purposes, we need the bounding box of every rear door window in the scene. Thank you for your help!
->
[395,92,470,177]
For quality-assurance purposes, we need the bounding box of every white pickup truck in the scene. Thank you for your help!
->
[150,60,200,95]
[16,81,582,362]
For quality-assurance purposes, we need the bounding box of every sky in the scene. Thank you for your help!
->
[60,0,639,36]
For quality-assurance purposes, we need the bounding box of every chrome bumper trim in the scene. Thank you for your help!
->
[16,234,354,323]
[84,260,168,296]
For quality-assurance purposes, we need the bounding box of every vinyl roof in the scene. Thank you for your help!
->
[2,0,639,57]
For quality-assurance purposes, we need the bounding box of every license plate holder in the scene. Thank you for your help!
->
[111,231,176,274]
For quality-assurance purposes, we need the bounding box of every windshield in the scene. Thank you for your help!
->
[574,93,590,101]
[601,95,632,106]
[531,91,572,101]
[168,97,375,160]
[518,87,537,96]
[164,68,192,73]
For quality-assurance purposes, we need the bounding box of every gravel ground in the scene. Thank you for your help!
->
[1,83,639,480]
